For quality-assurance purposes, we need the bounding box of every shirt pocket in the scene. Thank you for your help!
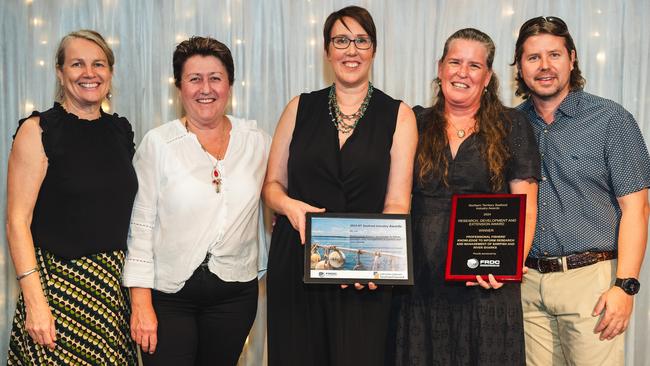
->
[566,148,607,183]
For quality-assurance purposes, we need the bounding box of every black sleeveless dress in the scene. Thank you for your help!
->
[267,86,400,366]
[8,103,138,365]
[389,106,540,366]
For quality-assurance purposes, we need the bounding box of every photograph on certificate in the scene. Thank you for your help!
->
[304,213,413,285]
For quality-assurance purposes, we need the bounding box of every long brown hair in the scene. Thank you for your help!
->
[417,28,510,191]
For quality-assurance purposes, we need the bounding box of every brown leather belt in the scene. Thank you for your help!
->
[525,251,616,273]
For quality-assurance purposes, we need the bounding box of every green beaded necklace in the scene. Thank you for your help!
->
[328,82,374,134]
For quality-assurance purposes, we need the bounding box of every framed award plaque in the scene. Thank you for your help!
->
[445,194,526,282]
[304,213,413,285]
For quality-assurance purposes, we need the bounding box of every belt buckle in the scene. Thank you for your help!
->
[537,258,545,273]
[539,256,568,273]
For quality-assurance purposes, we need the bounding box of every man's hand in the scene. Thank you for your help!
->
[592,286,634,340]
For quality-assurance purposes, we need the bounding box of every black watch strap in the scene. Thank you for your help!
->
[615,277,640,295]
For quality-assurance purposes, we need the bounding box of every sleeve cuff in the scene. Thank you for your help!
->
[122,258,155,288]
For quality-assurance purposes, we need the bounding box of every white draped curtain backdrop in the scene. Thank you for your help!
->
[1,0,649,365]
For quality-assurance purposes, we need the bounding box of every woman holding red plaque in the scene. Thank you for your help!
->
[389,28,540,365]
[263,6,417,366]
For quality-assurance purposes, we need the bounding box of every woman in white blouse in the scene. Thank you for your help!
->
[123,36,270,366]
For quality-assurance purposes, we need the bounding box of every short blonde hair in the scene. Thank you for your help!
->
[54,29,115,102]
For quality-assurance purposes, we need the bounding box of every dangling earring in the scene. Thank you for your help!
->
[483,87,488,94]
[106,91,112,100]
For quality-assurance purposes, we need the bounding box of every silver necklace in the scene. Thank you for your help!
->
[328,82,373,134]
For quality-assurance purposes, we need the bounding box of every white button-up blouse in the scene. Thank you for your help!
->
[122,117,271,293]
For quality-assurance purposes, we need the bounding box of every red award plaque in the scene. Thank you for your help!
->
[445,194,526,282]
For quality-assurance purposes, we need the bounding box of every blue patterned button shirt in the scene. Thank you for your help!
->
[517,91,650,258]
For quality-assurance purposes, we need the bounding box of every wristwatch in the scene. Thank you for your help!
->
[614,278,640,295]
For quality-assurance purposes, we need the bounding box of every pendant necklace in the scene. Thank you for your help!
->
[328,82,374,134]
[448,119,474,139]
[184,119,226,193]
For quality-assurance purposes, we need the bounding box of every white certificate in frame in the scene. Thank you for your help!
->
[303,213,413,285]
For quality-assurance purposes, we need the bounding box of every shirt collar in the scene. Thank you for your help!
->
[555,90,582,118]
[521,90,583,121]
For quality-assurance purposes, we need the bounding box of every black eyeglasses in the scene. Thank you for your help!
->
[330,36,373,50]
[519,16,568,33]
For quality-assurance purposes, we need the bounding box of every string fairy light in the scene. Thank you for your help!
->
[24,101,35,113]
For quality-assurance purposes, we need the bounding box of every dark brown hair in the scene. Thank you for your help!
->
[323,6,377,55]
[418,28,510,191]
[511,16,585,98]
[55,29,114,102]
[173,36,234,87]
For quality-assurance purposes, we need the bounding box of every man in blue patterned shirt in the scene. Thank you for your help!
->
[512,16,650,365]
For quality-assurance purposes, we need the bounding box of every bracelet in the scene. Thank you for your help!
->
[16,268,38,281]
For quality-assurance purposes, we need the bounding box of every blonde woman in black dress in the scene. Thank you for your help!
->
[7,30,137,365]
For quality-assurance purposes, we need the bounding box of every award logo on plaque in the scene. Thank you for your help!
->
[445,194,526,282]
[304,213,413,285]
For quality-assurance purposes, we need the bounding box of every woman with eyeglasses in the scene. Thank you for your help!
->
[263,5,417,366]
[389,28,539,365]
